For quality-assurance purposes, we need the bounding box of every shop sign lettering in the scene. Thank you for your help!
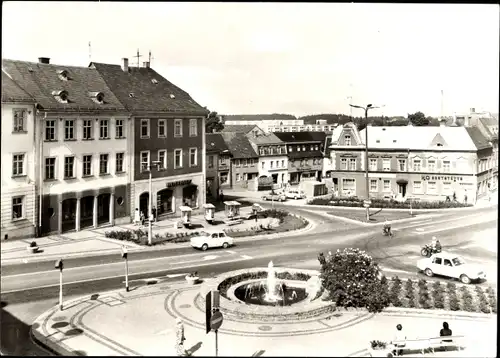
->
[167,179,192,188]
[421,175,463,181]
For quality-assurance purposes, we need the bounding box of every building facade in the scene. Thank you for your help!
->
[222,114,301,133]
[246,129,288,185]
[220,132,259,189]
[3,58,131,235]
[206,133,231,200]
[1,72,38,239]
[92,59,208,219]
[329,122,480,202]
[273,132,326,184]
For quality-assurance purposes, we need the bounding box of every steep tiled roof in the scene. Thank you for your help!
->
[223,114,297,121]
[221,124,259,133]
[466,127,492,150]
[324,136,333,157]
[220,132,258,158]
[2,59,125,111]
[329,125,346,145]
[91,62,207,115]
[1,71,35,103]
[206,133,230,154]
[273,131,326,143]
[359,126,477,151]
[247,132,283,145]
[479,116,498,127]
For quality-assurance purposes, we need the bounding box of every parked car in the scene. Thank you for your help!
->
[416,252,486,284]
[262,191,286,202]
[190,231,234,251]
[285,188,306,200]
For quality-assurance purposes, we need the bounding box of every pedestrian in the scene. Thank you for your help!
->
[452,191,457,202]
[439,321,453,343]
[152,206,157,222]
[464,190,468,205]
[391,324,406,356]
[140,211,145,226]
[318,252,326,266]
[134,208,140,225]
[175,318,187,356]
[219,189,224,203]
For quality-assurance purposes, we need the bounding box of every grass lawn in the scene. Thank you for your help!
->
[328,208,430,224]
[229,214,307,238]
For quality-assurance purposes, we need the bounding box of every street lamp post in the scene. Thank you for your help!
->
[147,161,161,246]
[349,103,383,222]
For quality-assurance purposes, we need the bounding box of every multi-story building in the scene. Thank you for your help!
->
[273,132,326,184]
[246,128,288,185]
[328,122,481,202]
[221,125,261,135]
[222,114,302,133]
[466,127,495,199]
[220,132,259,189]
[92,59,208,218]
[3,58,131,235]
[1,71,38,239]
[206,133,231,200]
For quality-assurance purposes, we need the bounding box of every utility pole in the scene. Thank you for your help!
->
[134,49,142,67]
[148,50,155,66]
[349,103,384,222]
[147,161,161,245]
[89,41,92,62]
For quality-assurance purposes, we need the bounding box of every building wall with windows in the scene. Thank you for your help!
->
[1,101,37,239]
[232,158,260,188]
[206,152,219,200]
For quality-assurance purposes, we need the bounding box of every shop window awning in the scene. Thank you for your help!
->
[396,179,408,184]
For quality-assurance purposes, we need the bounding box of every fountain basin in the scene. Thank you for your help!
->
[199,267,336,322]
[231,279,309,306]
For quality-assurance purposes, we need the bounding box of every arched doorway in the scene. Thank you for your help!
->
[62,198,77,232]
[80,196,94,229]
[182,185,198,207]
[139,192,149,216]
[97,193,110,225]
[156,188,173,217]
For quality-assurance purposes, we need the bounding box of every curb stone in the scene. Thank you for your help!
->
[1,213,314,266]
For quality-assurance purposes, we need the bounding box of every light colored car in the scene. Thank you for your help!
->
[190,231,234,251]
[416,252,486,284]
[261,191,286,202]
[285,189,306,200]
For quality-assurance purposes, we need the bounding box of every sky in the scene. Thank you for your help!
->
[2,2,499,117]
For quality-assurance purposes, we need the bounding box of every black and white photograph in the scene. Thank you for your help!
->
[1,2,498,356]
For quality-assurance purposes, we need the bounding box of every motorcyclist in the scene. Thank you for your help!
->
[431,236,442,253]
[383,219,392,235]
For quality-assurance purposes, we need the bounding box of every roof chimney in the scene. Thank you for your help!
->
[38,57,50,64]
[142,61,150,68]
[121,58,129,72]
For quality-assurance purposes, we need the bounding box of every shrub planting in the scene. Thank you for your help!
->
[404,279,416,308]
[389,276,403,307]
[432,281,445,309]
[418,281,433,309]
[308,196,472,209]
[319,248,390,313]
[459,285,476,312]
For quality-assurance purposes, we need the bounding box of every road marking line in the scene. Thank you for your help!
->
[241,255,253,260]
[417,218,497,235]
[3,251,233,278]
[379,267,413,274]
[416,228,425,232]
[203,255,219,261]
[226,250,236,254]
[1,257,248,293]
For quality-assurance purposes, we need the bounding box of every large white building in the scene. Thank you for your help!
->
[1,71,38,239]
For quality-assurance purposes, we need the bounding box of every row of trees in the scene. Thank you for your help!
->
[205,110,442,134]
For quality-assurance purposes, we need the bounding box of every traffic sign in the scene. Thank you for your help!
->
[363,199,371,208]
[210,311,223,331]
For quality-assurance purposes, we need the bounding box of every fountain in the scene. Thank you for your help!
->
[264,261,280,302]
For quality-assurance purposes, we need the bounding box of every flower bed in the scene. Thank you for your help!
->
[384,276,496,313]
[104,229,203,246]
[225,210,308,238]
[308,195,472,209]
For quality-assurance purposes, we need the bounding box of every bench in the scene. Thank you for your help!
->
[391,335,465,356]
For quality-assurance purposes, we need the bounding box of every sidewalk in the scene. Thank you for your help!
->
[31,277,496,357]
[0,210,317,265]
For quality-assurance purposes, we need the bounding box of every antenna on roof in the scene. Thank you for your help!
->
[149,50,155,67]
[89,41,92,62]
[134,49,143,68]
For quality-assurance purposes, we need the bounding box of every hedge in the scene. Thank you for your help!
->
[308,195,472,209]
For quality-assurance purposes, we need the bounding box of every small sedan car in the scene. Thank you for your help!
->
[285,189,306,200]
[190,231,234,251]
[261,191,286,202]
[417,252,486,284]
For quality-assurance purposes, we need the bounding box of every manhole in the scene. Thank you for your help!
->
[52,322,69,329]
[52,316,67,322]
[179,304,191,309]
[258,325,272,332]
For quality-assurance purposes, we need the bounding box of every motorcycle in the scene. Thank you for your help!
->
[382,226,393,237]
[420,244,442,257]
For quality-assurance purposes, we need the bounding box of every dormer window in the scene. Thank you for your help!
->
[152,79,158,84]
[89,91,105,104]
[52,90,69,104]
[57,69,69,81]
[170,94,176,99]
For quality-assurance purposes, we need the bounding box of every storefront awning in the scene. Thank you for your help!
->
[396,179,408,184]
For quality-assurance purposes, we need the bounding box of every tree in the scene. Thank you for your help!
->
[206,111,224,133]
[408,111,430,126]
[318,248,390,313]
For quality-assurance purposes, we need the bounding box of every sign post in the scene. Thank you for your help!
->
[54,259,64,310]
[205,291,212,334]
[121,246,129,292]
[210,311,223,357]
